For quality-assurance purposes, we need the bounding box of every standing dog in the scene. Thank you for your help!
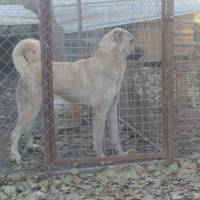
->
[10,28,133,164]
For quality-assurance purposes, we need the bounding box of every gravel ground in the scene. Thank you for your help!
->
[0,158,200,199]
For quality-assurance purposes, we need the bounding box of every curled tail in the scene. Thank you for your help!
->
[12,38,41,78]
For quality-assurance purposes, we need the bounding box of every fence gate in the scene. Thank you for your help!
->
[39,0,175,169]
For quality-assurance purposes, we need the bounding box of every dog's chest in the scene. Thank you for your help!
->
[109,64,125,91]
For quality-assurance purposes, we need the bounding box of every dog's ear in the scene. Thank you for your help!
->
[113,29,124,42]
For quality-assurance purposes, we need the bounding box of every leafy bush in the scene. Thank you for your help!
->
[0,0,17,4]
[0,25,38,36]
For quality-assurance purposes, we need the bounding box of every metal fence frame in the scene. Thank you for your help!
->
[39,0,56,164]
[39,0,176,167]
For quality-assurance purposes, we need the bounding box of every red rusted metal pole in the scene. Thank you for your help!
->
[161,0,176,162]
[77,0,85,58]
[39,0,56,164]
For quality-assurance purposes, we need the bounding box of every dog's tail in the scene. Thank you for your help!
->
[12,38,41,78]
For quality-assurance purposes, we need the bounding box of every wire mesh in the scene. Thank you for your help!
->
[1,0,200,173]
[174,12,200,156]
[51,0,165,165]
[0,0,44,175]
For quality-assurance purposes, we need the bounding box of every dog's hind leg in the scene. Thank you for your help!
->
[10,114,37,164]
[10,79,41,164]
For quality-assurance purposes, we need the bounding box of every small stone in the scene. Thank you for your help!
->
[52,179,62,189]
[168,163,179,175]
[171,192,184,200]
[134,164,149,177]
[73,176,81,185]
[196,159,200,167]
[68,168,79,175]
[147,163,157,173]
[127,148,136,155]
[1,185,17,197]
[61,175,72,185]
[0,192,8,200]
[179,162,196,176]
[153,170,162,177]
[38,180,49,192]
[25,191,46,200]
[143,195,154,200]
[0,177,8,187]
[194,192,200,199]
[99,161,106,165]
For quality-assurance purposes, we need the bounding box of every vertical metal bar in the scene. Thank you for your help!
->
[77,0,83,32]
[161,0,175,161]
[162,0,169,158]
[77,0,84,58]
[167,0,176,162]
[39,0,56,163]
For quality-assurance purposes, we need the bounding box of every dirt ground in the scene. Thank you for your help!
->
[0,159,200,199]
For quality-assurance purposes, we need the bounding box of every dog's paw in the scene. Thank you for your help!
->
[26,143,40,152]
[10,152,22,165]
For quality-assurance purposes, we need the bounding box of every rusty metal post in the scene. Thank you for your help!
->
[39,0,56,164]
[77,0,84,58]
[77,0,83,32]
[162,0,176,162]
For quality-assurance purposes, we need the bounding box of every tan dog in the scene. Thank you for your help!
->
[10,28,133,164]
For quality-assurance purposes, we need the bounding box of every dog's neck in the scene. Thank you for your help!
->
[96,45,127,60]
[94,47,127,73]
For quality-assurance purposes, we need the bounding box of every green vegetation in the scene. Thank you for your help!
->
[0,0,17,4]
[194,13,200,44]
[0,25,38,36]
[194,13,200,23]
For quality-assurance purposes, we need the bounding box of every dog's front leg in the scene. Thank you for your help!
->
[110,97,124,155]
[93,111,107,157]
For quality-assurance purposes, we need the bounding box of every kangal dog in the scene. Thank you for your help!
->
[10,28,133,164]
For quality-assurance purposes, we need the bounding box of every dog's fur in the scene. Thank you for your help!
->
[10,28,133,164]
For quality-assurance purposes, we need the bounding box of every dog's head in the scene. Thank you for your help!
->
[98,28,133,56]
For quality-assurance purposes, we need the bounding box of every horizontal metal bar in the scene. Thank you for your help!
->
[179,110,200,119]
[176,60,200,71]
[52,152,166,166]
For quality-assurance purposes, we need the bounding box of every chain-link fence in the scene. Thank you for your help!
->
[0,0,200,174]
[0,0,44,175]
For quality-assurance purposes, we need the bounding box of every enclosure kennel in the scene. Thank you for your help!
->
[1,0,200,172]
